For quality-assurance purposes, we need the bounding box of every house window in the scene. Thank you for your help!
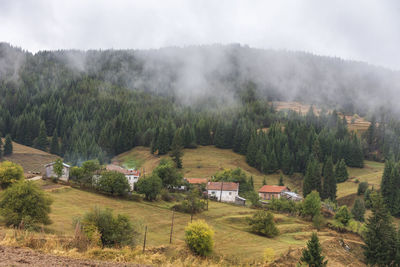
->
[211,191,215,195]
[229,192,232,195]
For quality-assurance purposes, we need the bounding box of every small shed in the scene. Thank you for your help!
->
[45,162,71,182]
[280,191,303,201]
[235,196,246,206]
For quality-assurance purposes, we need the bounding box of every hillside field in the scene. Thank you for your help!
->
[1,140,58,176]
[28,184,363,265]
[115,146,384,202]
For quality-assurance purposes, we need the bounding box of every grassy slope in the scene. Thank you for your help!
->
[114,146,295,192]
[115,146,384,201]
[1,140,58,175]
[45,186,334,261]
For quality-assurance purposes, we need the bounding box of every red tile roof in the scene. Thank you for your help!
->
[185,178,208,184]
[258,185,288,193]
[106,164,140,176]
[207,182,239,191]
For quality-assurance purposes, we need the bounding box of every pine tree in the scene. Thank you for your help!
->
[50,129,60,155]
[299,232,328,267]
[34,122,48,151]
[303,158,322,197]
[322,156,336,201]
[246,135,257,167]
[363,192,397,266]
[381,160,394,212]
[3,134,13,156]
[279,173,284,186]
[249,176,254,190]
[334,159,349,183]
[262,177,267,186]
[170,130,184,168]
[281,144,292,175]
[351,198,365,222]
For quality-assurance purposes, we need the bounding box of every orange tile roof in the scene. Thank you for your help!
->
[258,185,288,193]
[207,182,239,191]
[106,164,140,176]
[185,178,208,184]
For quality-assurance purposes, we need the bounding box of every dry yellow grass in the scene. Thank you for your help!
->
[1,140,58,175]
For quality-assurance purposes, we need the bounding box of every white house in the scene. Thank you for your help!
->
[206,182,239,203]
[45,162,71,182]
[106,164,140,190]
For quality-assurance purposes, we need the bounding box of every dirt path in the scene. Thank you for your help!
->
[0,245,146,267]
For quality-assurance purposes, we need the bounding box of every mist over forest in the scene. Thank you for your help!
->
[1,43,399,116]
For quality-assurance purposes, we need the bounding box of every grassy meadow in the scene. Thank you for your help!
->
[43,185,334,261]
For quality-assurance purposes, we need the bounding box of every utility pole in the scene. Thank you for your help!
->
[143,226,147,253]
[169,211,175,244]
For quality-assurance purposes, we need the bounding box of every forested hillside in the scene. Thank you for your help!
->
[0,42,399,167]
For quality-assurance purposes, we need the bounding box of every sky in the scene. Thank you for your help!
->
[0,0,399,70]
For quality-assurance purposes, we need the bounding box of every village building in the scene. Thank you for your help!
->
[258,185,288,200]
[45,162,71,182]
[206,181,239,202]
[106,164,140,190]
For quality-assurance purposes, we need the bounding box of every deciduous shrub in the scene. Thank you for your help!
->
[136,174,162,201]
[302,191,321,220]
[247,211,279,237]
[173,188,206,213]
[0,161,24,189]
[185,220,214,256]
[79,207,137,247]
[334,205,351,226]
[268,197,300,214]
[97,170,130,196]
[0,181,53,228]
[357,182,368,195]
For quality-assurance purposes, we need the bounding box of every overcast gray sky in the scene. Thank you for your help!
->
[0,0,399,70]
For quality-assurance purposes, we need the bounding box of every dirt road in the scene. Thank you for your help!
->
[0,245,145,267]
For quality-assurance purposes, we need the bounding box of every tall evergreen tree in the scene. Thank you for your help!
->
[50,129,60,155]
[0,134,3,159]
[34,122,48,151]
[3,134,12,156]
[334,159,349,183]
[363,192,397,266]
[303,157,322,197]
[279,173,284,186]
[351,198,365,222]
[322,156,336,201]
[170,130,184,168]
[299,232,328,267]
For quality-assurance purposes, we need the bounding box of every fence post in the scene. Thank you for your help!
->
[169,211,175,244]
[143,225,147,253]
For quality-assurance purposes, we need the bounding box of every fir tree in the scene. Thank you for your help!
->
[157,128,170,155]
[279,173,284,186]
[322,156,336,201]
[363,192,397,266]
[351,198,365,222]
[299,232,328,267]
[249,176,254,190]
[281,144,293,175]
[3,134,13,156]
[246,135,257,167]
[262,177,267,186]
[334,159,348,183]
[34,122,48,151]
[50,129,60,155]
[170,130,184,168]
[303,157,322,197]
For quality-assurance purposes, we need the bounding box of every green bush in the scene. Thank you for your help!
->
[161,189,175,202]
[334,205,352,226]
[97,170,130,196]
[302,191,321,219]
[136,174,162,201]
[172,189,206,214]
[185,220,214,256]
[79,207,137,247]
[246,191,261,208]
[0,181,53,228]
[247,211,279,237]
[0,161,24,189]
[268,198,300,214]
[357,182,368,195]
